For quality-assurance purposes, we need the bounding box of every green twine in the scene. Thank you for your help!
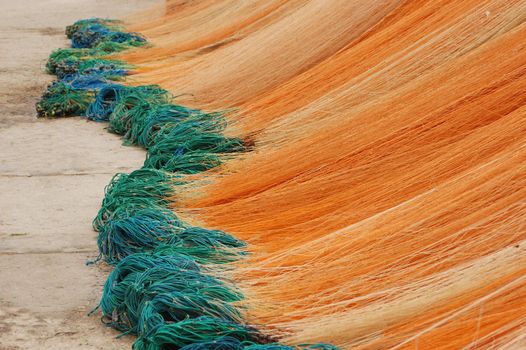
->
[97,206,246,265]
[36,80,94,118]
[176,338,341,350]
[134,317,257,350]
[55,58,131,80]
[100,254,243,335]
[66,18,122,39]
[124,103,202,148]
[143,117,246,173]
[39,17,341,350]
[46,48,93,75]
[152,226,247,265]
[93,169,178,231]
[96,207,183,264]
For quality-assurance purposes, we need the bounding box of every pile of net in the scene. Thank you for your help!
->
[37,18,339,350]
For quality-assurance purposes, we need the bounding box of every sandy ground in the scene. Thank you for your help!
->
[0,1,160,349]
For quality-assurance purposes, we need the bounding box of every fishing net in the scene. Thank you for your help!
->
[36,16,336,350]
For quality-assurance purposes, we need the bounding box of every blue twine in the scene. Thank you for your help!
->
[85,84,126,121]
[61,74,111,90]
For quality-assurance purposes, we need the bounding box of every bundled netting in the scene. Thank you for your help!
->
[46,47,131,77]
[54,58,130,80]
[96,207,183,263]
[34,0,526,347]
[143,115,246,173]
[152,226,246,264]
[131,103,202,148]
[134,317,260,350]
[66,17,145,50]
[65,18,120,39]
[93,169,177,231]
[38,70,121,119]
[80,60,129,78]
[71,23,145,49]
[100,253,244,333]
[35,75,109,118]
[40,16,248,175]
[38,18,144,119]
[38,15,340,350]
[113,1,526,349]
[47,48,92,75]
[87,84,170,123]
[84,82,248,172]
[97,207,246,264]
[176,339,340,350]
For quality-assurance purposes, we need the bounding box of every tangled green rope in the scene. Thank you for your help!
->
[93,169,178,231]
[100,253,244,335]
[36,79,95,118]
[37,17,340,350]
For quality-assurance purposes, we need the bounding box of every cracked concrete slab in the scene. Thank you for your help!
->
[0,0,161,349]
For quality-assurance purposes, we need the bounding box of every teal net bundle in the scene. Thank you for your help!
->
[179,339,340,350]
[100,253,245,333]
[94,169,246,265]
[97,208,247,265]
[37,18,143,118]
[65,18,145,49]
[93,169,177,231]
[36,76,101,118]
[55,59,130,80]
[37,18,339,350]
